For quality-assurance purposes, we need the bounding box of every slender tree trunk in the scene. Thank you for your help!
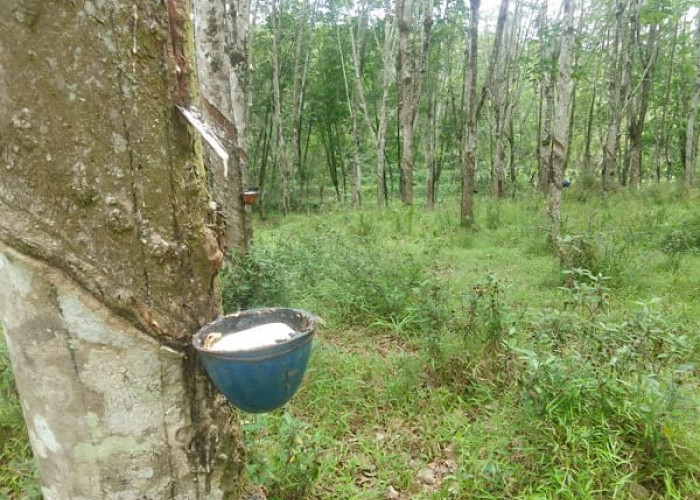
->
[537,72,545,187]
[271,0,291,214]
[0,1,258,498]
[425,3,455,208]
[564,75,577,174]
[602,0,631,191]
[492,103,508,197]
[258,109,273,218]
[583,66,598,176]
[397,0,415,204]
[548,0,575,246]
[537,1,554,194]
[335,124,348,200]
[290,1,309,206]
[657,20,678,182]
[338,24,363,206]
[349,10,376,207]
[245,0,260,127]
[488,0,512,199]
[508,104,517,195]
[685,9,700,188]
[377,0,396,207]
[628,8,658,189]
[396,0,433,206]
[321,125,341,201]
[425,91,437,209]
[461,0,480,226]
[193,0,251,254]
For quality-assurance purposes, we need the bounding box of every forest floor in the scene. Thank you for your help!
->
[2,185,699,499]
[232,185,699,499]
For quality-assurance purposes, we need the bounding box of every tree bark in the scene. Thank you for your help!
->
[425,1,456,208]
[377,0,396,208]
[271,0,291,214]
[583,63,598,177]
[460,0,480,226]
[290,0,314,207]
[396,0,416,205]
[685,8,700,188]
[0,1,256,498]
[602,0,631,191]
[548,0,575,246]
[488,0,512,199]
[655,20,678,182]
[628,2,658,189]
[339,22,363,207]
[537,1,554,194]
[396,0,433,206]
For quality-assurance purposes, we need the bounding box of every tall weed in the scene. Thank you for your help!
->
[221,248,287,312]
[242,412,321,500]
[507,299,699,497]
[262,221,452,336]
[426,273,515,396]
[661,212,700,255]
[557,231,630,286]
[1,334,39,499]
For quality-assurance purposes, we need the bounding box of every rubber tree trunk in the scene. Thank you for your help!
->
[271,0,291,214]
[377,0,395,208]
[486,0,510,199]
[0,1,257,498]
[602,0,631,191]
[192,0,252,254]
[537,0,553,194]
[339,23,363,207]
[548,0,575,247]
[397,0,416,205]
[685,8,700,188]
[460,0,480,227]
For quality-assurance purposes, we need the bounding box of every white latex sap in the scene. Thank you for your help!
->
[207,322,295,352]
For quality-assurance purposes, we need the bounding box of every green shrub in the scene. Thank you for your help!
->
[221,248,288,313]
[260,222,453,337]
[557,231,629,285]
[661,213,700,255]
[425,273,515,396]
[506,300,699,497]
[243,412,321,500]
[1,335,40,499]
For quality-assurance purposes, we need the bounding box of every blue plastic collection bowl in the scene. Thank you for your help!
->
[192,308,318,413]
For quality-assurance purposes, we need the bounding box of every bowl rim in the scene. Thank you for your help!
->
[192,307,319,356]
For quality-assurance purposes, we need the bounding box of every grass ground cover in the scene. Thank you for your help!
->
[233,186,699,499]
[1,186,699,499]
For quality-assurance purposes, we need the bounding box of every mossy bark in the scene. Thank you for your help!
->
[192,0,251,252]
[0,0,251,498]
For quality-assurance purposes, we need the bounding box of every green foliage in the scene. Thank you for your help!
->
[3,189,699,499]
[237,192,699,499]
[242,412,321,500]
[507,299,699,496]
[484,201,502,230]
[661,212,700,255]
[1,334,40,499]
[558,231,630,285]
[221,249,288,313]
[256,212,453,337]
[560,267,611,317]
[463,273,508,341]
[425,273,513,398]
